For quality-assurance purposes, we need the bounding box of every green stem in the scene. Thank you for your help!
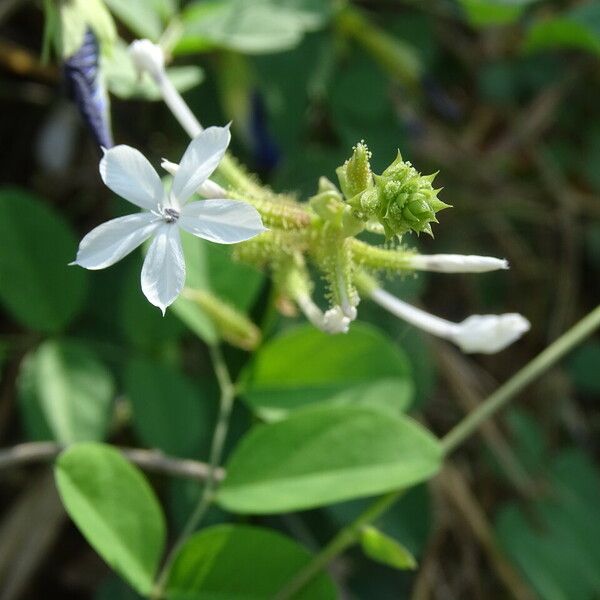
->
[275,492,401,600]
[441,304,600,454]
[276,304,600,598]
[152,344,236,599]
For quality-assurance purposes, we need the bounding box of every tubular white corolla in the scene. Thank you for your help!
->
[368,286,530,354]
[295,293,351,334]
[71,126,266,314]
[406,254,509,273]
[129,39,203,138]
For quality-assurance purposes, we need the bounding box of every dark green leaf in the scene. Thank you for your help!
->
[165,524,336,599]
[124,357,212,457]
[0,188,87,332]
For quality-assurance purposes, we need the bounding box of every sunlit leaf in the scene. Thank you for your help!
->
[242,322,413,420]
[55,443,166,595]
[17,339,114,443]
[217,405,442,513]
[360,525,417,570]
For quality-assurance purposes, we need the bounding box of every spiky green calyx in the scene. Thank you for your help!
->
[354,151,450,238]
[336,141,373,201]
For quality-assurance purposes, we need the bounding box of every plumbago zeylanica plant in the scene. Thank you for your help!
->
[39,33,600,600]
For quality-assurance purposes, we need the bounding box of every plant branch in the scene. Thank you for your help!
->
[275,491,401,599]
[0,441,222,481]
[276,304,600,598]
[152,344,236,599]
[441,304,600,454]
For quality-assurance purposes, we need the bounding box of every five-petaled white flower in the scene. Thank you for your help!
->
[71,125,266,313]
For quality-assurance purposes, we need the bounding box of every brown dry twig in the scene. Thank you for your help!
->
[0,442,223,482]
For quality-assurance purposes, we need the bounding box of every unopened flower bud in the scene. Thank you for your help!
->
[336,141,373,201]
[128,39,165,81]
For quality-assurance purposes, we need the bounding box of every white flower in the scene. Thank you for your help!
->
[128,39,165,81]
[368,286,530,354]
[72,125,266,314]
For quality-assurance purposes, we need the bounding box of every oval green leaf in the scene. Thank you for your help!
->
[0,188,87,332]
[165,524,336,600]
[55,443,166,595]
[17,339,114,443]
[217,405,442,514]
[242,322,413,420]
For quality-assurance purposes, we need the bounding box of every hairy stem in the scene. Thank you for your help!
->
[276,304,600,598]
[152,344,236,599]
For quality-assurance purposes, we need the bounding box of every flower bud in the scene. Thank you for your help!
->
[128,39,165,81]
[336,141,373,201]
[355,151,450,238]
[452,314,531,354]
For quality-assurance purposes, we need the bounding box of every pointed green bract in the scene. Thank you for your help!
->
[360,525,417,570]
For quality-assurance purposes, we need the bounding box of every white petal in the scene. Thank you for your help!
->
[72,212,160,270]
[179,199,266,244]
[100,145,164,210]
[141,224,186,314]
[407,254,509,273]
[171,126,231,205]
[452,314,531,354]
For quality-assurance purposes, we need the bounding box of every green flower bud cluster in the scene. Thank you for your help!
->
[338,145,450,238]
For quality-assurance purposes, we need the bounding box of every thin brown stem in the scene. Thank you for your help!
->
[0,441,222,481]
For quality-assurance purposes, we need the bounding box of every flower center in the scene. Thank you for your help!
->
[163,207,180,223]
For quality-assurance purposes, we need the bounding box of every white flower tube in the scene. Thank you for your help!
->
[406,254,508,273]
[129,39,203,138]
[161,159,228,198]
[369,286,530,354]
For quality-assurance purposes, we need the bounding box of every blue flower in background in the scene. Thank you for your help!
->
[63,29,113,149]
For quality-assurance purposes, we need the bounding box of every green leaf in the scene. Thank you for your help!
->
[459,0,537,27]
[217,405,442,513]
[242,322,413,420]
[119,260,184,350]
[104,40,204,101]
[60,0,116,58]
[567,341,600,394]
[17,339,114,443]
[171,233,218,345]
[165,524,336,599]
[360,525,417,570]
[55,443,166,595]
[0,188,87,332]
[124,357,212,457]
[178,0,329,55]
[524,3,600,56]
[104,0,164,41]
[495,449,600,600]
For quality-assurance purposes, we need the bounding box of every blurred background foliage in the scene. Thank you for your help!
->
[0,0,599,598]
